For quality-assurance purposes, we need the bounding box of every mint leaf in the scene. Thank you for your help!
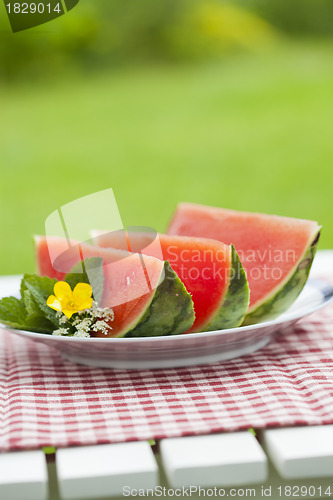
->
[23,289,40,317]
[1,260,104,334]
[0,296,28,329]
[86,258,104,305]
[22,290,55,332]
[65,261,90,289]
[66,257,104,305]
[0,294,54,333]
[21,274,59,326]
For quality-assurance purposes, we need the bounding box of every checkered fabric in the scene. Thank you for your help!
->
[0,280,333,452]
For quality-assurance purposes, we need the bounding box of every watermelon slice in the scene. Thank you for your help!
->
[92,231,249,333]
[35,236,195,337]
[167,203,320,325]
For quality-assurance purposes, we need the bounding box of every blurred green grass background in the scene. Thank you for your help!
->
[1,1,333,275]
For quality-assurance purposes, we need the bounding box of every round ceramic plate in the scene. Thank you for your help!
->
[0,275,332,370]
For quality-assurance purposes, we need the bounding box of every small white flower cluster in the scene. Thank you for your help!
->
[52,327,70,336]
[53,301,114,338]
[57,313,69,325]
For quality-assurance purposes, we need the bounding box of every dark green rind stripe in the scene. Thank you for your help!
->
[242,232,320,326]
[123,261,195,338]
[205,245,250,332]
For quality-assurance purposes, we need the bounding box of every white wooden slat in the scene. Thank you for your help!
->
[56,442,158,499]
[262,425,333,479]
[159,431,267,488]
[0,450,48,500]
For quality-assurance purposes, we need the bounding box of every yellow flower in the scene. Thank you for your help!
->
[47,282,93,319]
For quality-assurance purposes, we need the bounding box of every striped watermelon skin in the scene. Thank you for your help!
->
[242,234,319,325]
[167,203,320,324]
[35,236,195,337]
[205,245,249,330]
[92,231,250,332]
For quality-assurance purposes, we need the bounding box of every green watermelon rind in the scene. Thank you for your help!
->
[122,261,195,338]
[204,245,250,332]
[242,232,320,326]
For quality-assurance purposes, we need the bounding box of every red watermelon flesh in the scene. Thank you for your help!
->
[35,235,167,337]
[167,203,320,313]
[92,230,248,333]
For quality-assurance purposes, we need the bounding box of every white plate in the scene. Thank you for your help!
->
[0,275,332,370]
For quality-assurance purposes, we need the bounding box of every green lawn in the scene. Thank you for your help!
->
[1,40,333,275]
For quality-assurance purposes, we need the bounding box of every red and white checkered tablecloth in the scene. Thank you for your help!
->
[0,275,333,452]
